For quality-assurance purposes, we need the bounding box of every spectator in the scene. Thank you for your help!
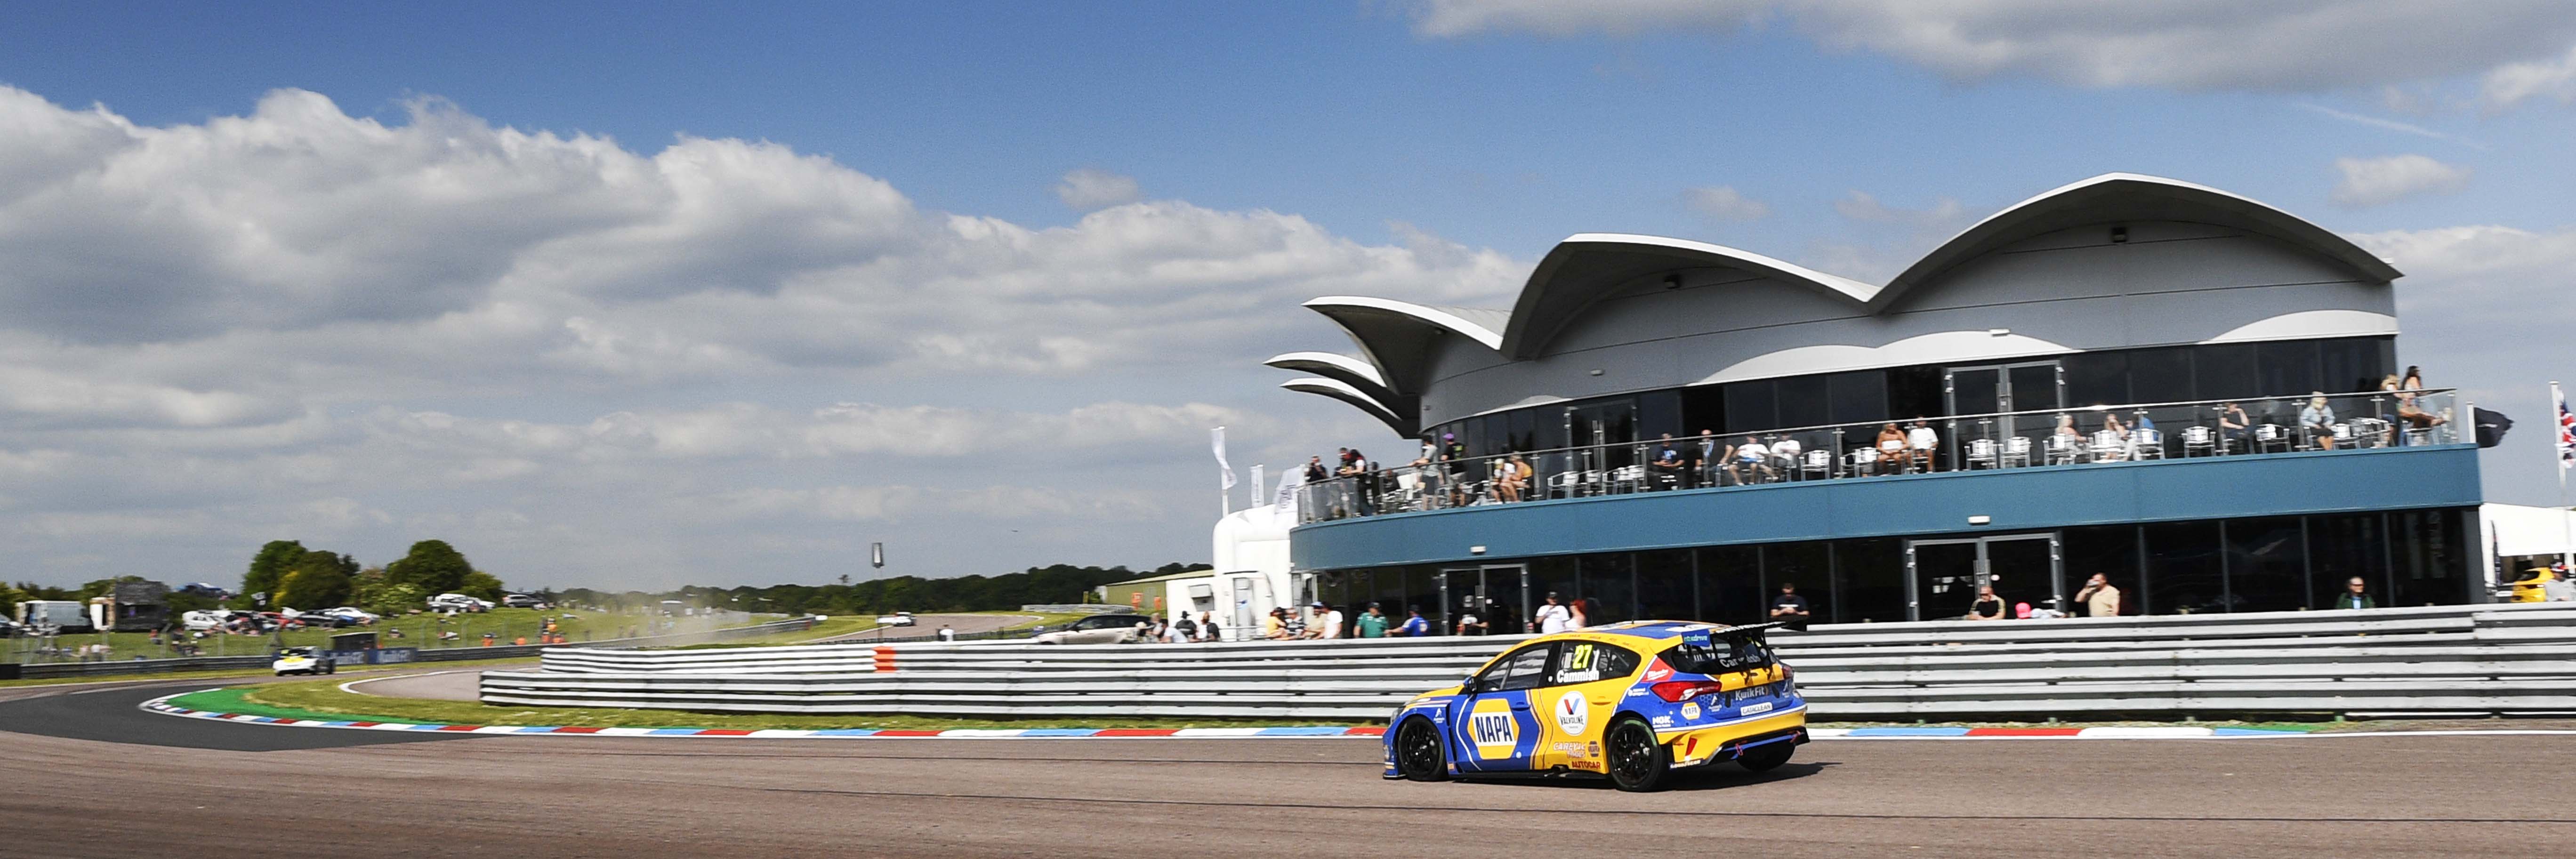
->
[2397,367,2447,433]
[937,623,957,642]
[1678,433,1707,488]
[1771,434,1804,479]
[1875,423,1908,470]
[1498,454,1531,503]
[1170,612,1198,642]
[1393,606,1432,636]
[2218,401,2252,453]
[1147,614,1169,642]
[1566,598,1589,631]
[1355,602,1390,638]
[1731,434,1774,484]
[1282,607,1307,639]
[1906,419,1939,472]
[1533,592,1573,634]
[1966,585,2005,621]
[1769,583,1811,631]
[2300,392,2337,450]
[1696,430,1723,487]
[1303,456,1328,484]
[1199,611,1221,642]
[1441,434,1472,506]
[1649,434,1686,490]
[1302,601,1343,639]
[2075,573,2123,617]
[1454,602,1488,635]
[1262,607,1291,640]
[2096,412,2130,462]
[2330,577,2378,610]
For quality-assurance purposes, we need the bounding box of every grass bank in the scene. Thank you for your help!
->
[0,656,540,689]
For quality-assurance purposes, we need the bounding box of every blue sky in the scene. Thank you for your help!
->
[3,1,2573,589]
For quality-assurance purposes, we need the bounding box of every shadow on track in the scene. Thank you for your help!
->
[0,684,475,752]
[1449,760,1834,793]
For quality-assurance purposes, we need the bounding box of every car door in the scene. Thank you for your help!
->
[1530,640,1644,774]
[1453,642,1556,773]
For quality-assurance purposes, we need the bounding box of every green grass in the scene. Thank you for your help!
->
[5,607,760,663]
[664,610,1087,649]
[208,678,1373,730]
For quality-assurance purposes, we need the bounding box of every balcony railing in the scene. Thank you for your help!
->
[1295,389,2462,524]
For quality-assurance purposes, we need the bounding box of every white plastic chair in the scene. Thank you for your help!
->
[2002,436,2033,468]
[2182,425,2215,457]
[2131,427,2164,459]
[1802,449,1834,480]
[2255,424,2293,453]
[1847,447,1881,476]
[2045,434,2082,465]
[2089,430,2126,462]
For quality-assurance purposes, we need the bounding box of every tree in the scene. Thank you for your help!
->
[242,539,306,604]
[385,540,475,595]
[456,570,506,602]
[276,565,353,610]
[350,568,425,616]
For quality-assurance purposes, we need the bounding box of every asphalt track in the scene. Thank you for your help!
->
[3,679,2572,859]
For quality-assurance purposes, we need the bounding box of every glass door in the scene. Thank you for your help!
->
[1905,532,2062,620]
[1946,361,2063,466]
[1440,564,1528,635]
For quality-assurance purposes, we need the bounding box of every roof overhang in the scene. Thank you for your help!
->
[1500,233,1880,361]
[1280,377,1416,438]
[1872,173,2403,313]
[1302,296,1503,395]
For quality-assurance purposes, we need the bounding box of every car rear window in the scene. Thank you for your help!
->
[1665,635,1774,675]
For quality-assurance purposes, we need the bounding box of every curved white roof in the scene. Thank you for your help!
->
[1500,233,1880,360]
[1279,377,1413,437]
[1264,351,1404,412]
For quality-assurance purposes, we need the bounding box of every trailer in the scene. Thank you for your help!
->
[14,600,93,632]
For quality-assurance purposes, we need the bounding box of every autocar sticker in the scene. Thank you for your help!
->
[1468,698,1517,760]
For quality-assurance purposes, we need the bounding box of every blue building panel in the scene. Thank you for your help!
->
[1288,445,2482,570]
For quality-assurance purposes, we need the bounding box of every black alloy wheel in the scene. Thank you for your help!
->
[1604,717,1670,792]
[1739,739,1794,772]
[1395,717,1449,782]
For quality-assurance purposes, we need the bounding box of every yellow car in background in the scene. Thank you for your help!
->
[1383,621,1807,792]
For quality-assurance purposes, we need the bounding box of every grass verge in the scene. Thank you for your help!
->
[199,678,1372,731]
[0,656,542,689]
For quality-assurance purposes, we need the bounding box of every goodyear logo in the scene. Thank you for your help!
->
[1469,698,1517,759]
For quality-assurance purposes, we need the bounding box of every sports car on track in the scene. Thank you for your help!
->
[270,646,338,676]
[1383,621,1806,792]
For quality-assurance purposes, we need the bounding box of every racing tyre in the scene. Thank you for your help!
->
[1604,716,1671,792]
[1739,739,1794,772]
[1394,717,1449,782]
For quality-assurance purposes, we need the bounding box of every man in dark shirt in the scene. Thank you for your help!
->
[1649,434,1685,490]
[1769,583,1811,631]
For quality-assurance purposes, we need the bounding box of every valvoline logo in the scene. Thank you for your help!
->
[1643,658,1674,683]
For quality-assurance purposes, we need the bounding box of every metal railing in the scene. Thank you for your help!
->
[1299,389,2462,523]
[482,602,2576,719]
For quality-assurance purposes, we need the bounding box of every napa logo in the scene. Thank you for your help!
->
[1469,698,1518,759]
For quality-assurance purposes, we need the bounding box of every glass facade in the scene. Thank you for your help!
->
[1305,507,2474,634]
[1424,337,2396,457]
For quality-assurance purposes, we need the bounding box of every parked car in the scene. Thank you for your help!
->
[271,646,338,676]
[181,610,232,631]
[321,606,379,624]
[500,594,543,609]
[429,593,493,612]
[876,611,917,627]
[1029,614,1150,645]
[0,618,19,638]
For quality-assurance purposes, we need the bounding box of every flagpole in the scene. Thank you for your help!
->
[2556,382,2571,570]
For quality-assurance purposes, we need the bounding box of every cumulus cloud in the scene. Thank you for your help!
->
[2329,154,2471,208]
[1409,1,2576,93]
[2480,44,2576,110]
[1053,168,1143,210]
[0,85,1522,588]
[1682,185,1771,222]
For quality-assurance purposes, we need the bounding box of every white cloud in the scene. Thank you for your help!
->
[1410,1,2576,93]
[1831,190,1966,228]
[1683,185,1771,221]
[1053,167,1143,210]
[2480,44,2576,110]
[2328,154,2471,208]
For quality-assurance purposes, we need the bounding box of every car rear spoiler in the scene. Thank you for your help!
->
[1681,621,1787,649]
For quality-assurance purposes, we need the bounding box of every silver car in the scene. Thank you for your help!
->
[1030,614,1149,645]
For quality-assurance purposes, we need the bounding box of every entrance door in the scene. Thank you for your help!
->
[1439,564,1529,635]
[1905,533,2062,620]
[1945,361,2064,464]
[1566,401,1638,474]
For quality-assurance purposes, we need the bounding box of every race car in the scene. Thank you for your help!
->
[1383,620,1805,792]
[271,646,338,676]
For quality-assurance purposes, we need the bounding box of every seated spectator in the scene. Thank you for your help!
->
[2218,401,2252,452]
[1905,419,1939,472]
[1875,423,1908,470]
[2300,392,2337,450]
[2095,412,2130,462]
[1967,585,2005,621]
[1770,434,1803,476]
[2397,368,2448,432]
[1730,434,1774,484]
[1648,434,1686,490]
[1261,607,1291,640]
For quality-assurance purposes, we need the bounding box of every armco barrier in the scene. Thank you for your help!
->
[482,603,2576,719]
[7,616,820,680]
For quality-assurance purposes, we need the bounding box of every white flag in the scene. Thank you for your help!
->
[2555,382,2572,484]
[1273,465,1304,513]
[1212,426,1237,490]
[1248,464,1265,507]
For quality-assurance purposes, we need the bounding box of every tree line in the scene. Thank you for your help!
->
[550,562,1202,617]
[1,539,508,621]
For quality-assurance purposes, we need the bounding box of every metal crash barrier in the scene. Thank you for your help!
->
[483,603,2576,720]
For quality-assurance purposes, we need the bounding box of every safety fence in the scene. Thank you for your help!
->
[2,616,821,681]
[481,603,2576,719]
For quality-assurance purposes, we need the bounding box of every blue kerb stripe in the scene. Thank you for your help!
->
[813,729,879,737]
[1847,727,1972,737]
[407,723,447,731]
[647,728,703,736]
[2211,727,2308,736]
[512,726,561,733]
[1254,726,1350,736]
[321,721,357,727]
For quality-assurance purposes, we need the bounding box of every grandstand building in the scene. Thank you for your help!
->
[1255,174,2491,632]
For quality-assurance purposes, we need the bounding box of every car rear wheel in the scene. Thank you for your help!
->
[1605,717,1671,792]
[1739,739,1794,772]
[1394,717,1449,782]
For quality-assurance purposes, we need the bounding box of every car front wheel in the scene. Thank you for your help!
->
[1394,717,1449,782]
[1604,717,1671,792]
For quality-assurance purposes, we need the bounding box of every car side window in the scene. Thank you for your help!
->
[1495,644,1556,691]
[1549,642,1641,686]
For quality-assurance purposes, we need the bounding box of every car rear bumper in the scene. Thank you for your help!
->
[1660,707,1808,769]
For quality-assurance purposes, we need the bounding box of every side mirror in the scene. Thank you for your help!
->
[1459,676,1481,694]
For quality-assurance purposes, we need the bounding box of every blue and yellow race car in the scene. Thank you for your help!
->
[1383,621,1806,791]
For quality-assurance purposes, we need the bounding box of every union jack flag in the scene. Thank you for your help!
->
[2558,383,2575,478]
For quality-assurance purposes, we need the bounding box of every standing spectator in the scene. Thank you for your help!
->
[1394,606,1432,636]
[936,623,957,642]
[1769,583,1811,631]
[1696,430,1723,487]
[2330,577,2378,610]
[2075,573,2123,617]
[1532,592,1573,634]
[1441,433,1471,506]
[1966,585,2005,621]
[1454,602,1488,635]
[1303,456,1329,484]
[1565,598,1589,631]
[1199,611,1221,642]
[1354,603,1390,638]
[1317,602,1346,639]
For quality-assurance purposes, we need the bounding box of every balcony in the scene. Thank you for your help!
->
[1296,389,2468,526]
